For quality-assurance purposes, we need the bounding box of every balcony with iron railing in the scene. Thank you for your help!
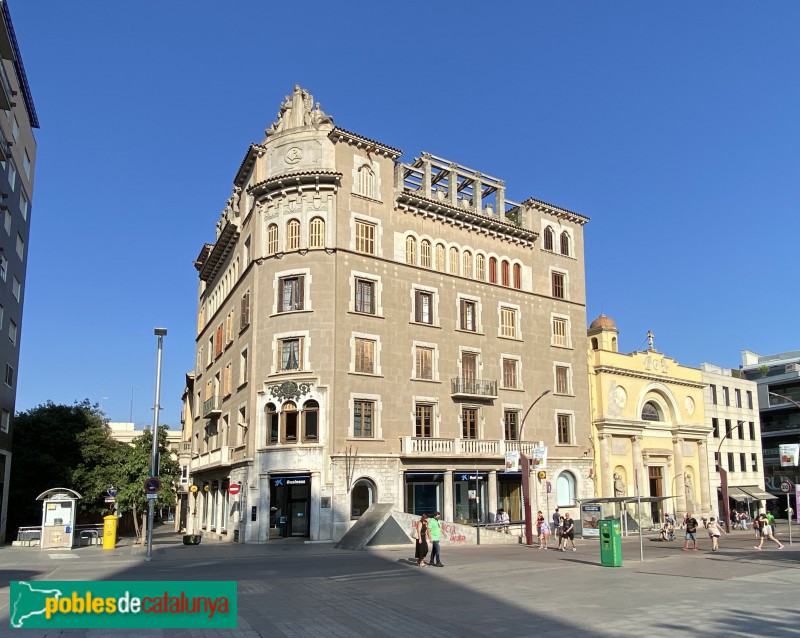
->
[451,377,498,399]
[400,437,537,457]
[202,395,222,418]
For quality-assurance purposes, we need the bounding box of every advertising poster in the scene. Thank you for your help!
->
[532,446,548,469]
[580,504,602,537]
[505,451,520,472]
[779,444,799,467]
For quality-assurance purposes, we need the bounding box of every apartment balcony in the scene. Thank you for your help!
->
[0,62,14,111]
[450,378,498,400]
[177,441,192,461]
[190,446,231,471]
[202,395,222,418]
[400,437,537,457]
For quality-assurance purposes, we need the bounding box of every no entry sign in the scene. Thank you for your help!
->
[228,483,241,495]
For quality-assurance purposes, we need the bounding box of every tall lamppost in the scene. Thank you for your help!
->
[146,328,167,562]
[518,389,550,546]
[718,420,745,533]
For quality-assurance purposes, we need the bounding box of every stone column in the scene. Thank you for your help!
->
[421,153,432,198]
[449,164,459,207]
[473,173,482,213]
[697,439,711,518]
[672,437,687,514]
[598,433,613,498]
[631,436,645,495]
[310,471,321,541]
[496,181,505,219]
[488,470,498,521]
[443,470,454,521]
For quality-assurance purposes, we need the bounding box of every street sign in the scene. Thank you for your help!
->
[146,493,158,500]
[781,481,793,493]
[104,498,116,504]
[546,480,552,494]
[107,487,118,498]
[144,477,161,494]
[228,483,241,495]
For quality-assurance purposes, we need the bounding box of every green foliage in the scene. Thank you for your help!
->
[115,425,180,517]
[8,400,111,531]
[8,400,179,537]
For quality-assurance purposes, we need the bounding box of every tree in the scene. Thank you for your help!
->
[114,424,180,542]
[8,400,115,534]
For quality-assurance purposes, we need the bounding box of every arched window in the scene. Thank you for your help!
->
[286,219,300,251]
[282,400,298,442]
[435,243,445,272]
[267,224,279,255]
[513,263,521,289]
[543,226,554,251]
[448,247,459,275]
[405,236,417,265]
[560,231,570,256]
[357,165,375,198]
[351,478,376,519]
[309,217,325,248]
[611,337,618,352]
[501,260,510,286]
[302,399,319,441]
[556,471,576,506]
[420,240,431,268]
[476,254,485,281]
[489,257,497,284]
[641,401,662,422]
[462,251,473,278]
[266,403,279,444]
[591,337,599,350]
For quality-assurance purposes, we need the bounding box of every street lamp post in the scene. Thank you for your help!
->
[718,420,745,533]
[146,328,167,562]
[518,390,550,546]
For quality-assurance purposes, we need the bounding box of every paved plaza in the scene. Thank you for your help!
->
[1,523,799,637]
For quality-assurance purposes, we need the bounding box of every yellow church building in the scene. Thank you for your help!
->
[587,315,711,525]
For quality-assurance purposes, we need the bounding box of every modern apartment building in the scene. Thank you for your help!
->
[185,85,592,543]
[0,0,37,543]
[700,362,772,519]
[740,349,800,507]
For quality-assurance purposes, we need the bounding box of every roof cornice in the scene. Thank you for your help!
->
[524,197,589,226]
[330,127,402,159]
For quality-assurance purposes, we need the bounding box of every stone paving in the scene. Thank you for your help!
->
[1,523,799,637]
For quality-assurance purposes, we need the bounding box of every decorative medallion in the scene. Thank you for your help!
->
[285,147,303,164]
[684,396,695,416]
[612,385,627,409]
[269,380,312,402]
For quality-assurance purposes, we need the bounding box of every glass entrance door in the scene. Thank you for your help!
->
[290,500,309,536]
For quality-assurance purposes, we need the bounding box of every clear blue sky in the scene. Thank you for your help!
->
[11,2,800,429]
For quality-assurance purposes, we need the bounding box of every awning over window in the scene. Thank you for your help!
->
[741,486,778,501]
[725,487,752,501]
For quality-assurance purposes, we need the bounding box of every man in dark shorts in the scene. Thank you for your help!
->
[560,512,576,551]
[682,511,699,551]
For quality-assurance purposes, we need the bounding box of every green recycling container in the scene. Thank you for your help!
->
[599,519,622,567]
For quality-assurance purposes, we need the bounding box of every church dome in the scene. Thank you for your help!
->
[589,314,617,330]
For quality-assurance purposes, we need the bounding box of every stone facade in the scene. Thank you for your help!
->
[588,317,712,525]
[185,85,592,543]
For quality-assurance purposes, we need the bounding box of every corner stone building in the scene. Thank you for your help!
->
[185,86,592,543]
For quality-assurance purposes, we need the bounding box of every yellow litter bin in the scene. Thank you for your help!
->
[102,515,118,550]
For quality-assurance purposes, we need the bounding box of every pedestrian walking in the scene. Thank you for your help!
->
[539,520,550,549]
[552,507,561,533]
[766,511,776,534]
[739,511,748,531]
[754,513,784,550]
[560,512,576,551]
[428,511,444,567]
[682,512,699,551]
[414,514,430,566]
[536,510,545,542]
[706,516,725,551]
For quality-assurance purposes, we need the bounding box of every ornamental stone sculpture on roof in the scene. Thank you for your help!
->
[266,85,333,137]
